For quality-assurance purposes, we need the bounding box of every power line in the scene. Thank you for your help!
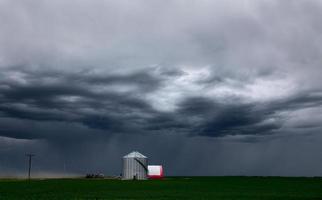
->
[25,154,35,180]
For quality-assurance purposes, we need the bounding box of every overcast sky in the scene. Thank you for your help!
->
[1,0,322,177]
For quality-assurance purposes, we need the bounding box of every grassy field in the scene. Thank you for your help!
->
[0,177,322,199]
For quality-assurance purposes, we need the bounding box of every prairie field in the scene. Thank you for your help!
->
[0,176,322,200]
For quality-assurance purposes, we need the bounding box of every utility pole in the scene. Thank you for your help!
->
[25,154,35,180]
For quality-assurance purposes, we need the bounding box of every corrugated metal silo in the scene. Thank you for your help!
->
[122,151,148,180]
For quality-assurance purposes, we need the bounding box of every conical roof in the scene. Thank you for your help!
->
[123,151,147,158]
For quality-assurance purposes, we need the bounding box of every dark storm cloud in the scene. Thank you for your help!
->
[1,0,322,177]
[2,66,322,140]
[274,92,322,111]
[0,126,39,140]
[178,97,278,137]
[0,68,161,137]
[181,93,322,137]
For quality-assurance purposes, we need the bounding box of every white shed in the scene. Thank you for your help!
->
[148,165,164,179]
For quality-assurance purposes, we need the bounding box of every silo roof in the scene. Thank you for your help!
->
[123,151,147,158]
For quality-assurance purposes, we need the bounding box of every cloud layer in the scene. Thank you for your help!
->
[1,0,322,176]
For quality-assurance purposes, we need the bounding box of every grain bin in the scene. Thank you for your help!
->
[122,151,148,180]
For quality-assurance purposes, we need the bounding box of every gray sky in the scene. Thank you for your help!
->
[1,0,322,177]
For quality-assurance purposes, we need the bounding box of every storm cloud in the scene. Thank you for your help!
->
[1,0,322,176]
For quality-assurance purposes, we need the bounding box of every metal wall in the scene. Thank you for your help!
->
[122,157,148,180]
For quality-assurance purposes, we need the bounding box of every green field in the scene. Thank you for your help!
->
[0,177,322,199]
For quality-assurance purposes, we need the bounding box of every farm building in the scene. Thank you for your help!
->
[148,165,164,179]
[122,151,148,180]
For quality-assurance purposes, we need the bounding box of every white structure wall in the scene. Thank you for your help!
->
[122,151,148,180]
